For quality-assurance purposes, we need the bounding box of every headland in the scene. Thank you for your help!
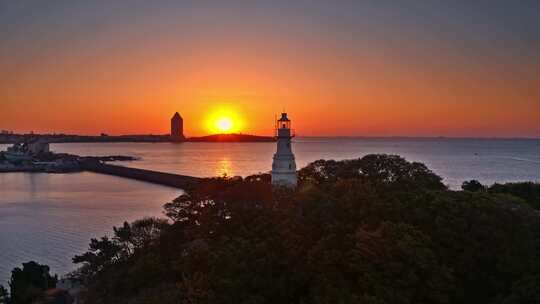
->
[0,111,276,144]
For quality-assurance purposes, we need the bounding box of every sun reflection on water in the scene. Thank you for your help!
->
[216,158,234,177]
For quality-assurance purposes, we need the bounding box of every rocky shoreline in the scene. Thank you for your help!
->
[0,151,138,173]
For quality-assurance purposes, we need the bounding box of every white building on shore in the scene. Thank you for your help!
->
[271,113,297,187]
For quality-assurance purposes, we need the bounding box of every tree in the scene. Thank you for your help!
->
[72,236,122,281]
[299,154,445,191]
[497,275,540,304]
[113,217,169,255]
[462,180,486,192]
[307,222,454,303]
[71,155,540,304]
[73,217,169,282]
[489,182,540,209]
[358,154,445,190]
[9,261,57,304]
[0,285,9,304]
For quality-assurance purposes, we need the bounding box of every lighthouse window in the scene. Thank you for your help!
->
[282,123,286,128]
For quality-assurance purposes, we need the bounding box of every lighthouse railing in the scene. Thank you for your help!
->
[274,128,295,138]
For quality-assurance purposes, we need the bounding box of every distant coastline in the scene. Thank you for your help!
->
[187,133,275,142]
[0,133,276,144]
[1,134,538,145]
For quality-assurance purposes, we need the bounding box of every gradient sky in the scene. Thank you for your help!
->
[1,0,539,137]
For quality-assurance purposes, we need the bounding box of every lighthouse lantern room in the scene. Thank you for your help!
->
[271,113,297,187]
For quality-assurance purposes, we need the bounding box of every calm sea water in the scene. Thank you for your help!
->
[52,138,540,187]
[1,138,540,284]
[0,172,181,285]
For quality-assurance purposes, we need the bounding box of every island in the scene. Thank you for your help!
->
[186,133,275,142]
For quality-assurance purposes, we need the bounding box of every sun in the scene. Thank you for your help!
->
[216,117,233,133]
[205,107,244,134]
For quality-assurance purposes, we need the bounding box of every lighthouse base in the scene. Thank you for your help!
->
[271,171,297,187]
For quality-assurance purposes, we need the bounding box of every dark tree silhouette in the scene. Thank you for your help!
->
[9,261,57,304]
[0,285,9,304]
[462,180,486,192]
[71,155,540,304]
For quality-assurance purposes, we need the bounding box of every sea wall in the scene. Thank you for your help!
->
[81,161,201,190]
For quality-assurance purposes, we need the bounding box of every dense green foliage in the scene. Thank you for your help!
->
[4,261,57,304]
[0,285,8,304]
[461,180,486,192]
[489,182,540,209]
[72,154,540,303]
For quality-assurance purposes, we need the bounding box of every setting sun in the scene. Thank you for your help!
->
[216,117,233,132]
[205,107,244,134]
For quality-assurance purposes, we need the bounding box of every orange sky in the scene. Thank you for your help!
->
[1,2,539,137]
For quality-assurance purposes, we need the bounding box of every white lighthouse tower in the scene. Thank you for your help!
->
[271,113,297,187]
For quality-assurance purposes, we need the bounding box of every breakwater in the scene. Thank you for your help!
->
[81,161,202,191]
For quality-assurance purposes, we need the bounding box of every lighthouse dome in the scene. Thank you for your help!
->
[278,113,290,122]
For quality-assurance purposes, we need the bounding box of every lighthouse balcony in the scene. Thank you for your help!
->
[274,128,295,138]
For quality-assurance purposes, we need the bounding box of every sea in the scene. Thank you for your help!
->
[1,138,540,284]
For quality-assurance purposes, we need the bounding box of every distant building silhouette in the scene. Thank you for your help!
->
[171,112,184,141]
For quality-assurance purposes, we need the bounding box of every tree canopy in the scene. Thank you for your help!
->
[7,261,57,304]
[71,154,540,304]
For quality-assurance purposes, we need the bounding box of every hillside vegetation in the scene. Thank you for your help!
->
[63,155,540,303]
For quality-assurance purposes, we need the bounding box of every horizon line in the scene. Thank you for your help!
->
[1,132,539,141]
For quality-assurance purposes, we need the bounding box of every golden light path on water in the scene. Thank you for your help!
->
[216,158,234,177]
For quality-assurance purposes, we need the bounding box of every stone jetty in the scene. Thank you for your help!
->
[81,160,202,191]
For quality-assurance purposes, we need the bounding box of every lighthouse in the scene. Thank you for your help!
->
[271,113,297,187]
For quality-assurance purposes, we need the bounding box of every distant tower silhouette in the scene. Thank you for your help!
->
[271,113,297,187]
[170,112,184,141]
